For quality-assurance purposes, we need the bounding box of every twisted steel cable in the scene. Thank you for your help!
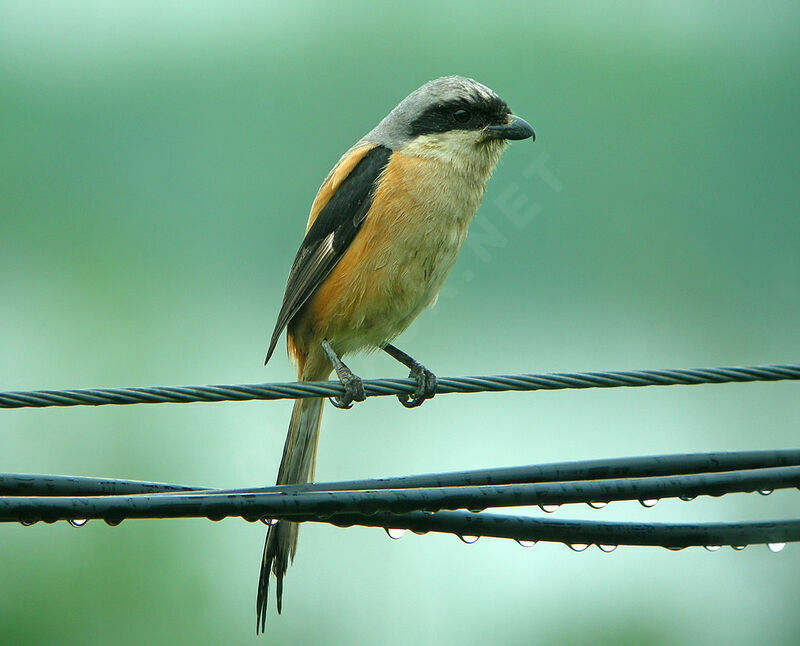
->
[1,364,798,409]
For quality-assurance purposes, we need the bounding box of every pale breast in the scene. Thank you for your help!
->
[306,145,502,355]
[388,158,482,310]
[343,153,490,348]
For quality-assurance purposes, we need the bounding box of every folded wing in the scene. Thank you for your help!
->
[265,144,393,365]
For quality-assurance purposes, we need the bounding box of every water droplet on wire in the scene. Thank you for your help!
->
[568,543,589,552]
[459,535,479,544]
[260,518,278,526]
[539,504,560,513]
[758,489,773,496]
[704,545,721,552]
[385,528,406,540]
[516,539,536,548]
[588,501,607,509]
[69,519,87,528]
[598,544,617,553]
[768,542,786,553]
[731,545,747,551]
[639,499,658,508]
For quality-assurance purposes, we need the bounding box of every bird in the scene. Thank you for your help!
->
[257,75,534,632]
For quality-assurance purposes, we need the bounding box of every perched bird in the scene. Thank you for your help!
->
[258,75,534,632]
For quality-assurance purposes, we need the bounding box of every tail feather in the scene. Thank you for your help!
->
[256,395,324,634]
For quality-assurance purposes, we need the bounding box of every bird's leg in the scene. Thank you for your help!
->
[320,339,366,409]
[382,344,437,408]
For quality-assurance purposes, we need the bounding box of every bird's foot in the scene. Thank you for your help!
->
[398,363,437,408]
[330,370,366,409]
[321,339,366,409]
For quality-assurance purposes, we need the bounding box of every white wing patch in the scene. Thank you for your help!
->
[322,231,335,254]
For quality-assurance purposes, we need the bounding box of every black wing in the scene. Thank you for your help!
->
[265,144,392,364]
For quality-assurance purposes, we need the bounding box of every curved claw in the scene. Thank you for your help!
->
[397,393,422,409]
[329,395,354,410]
[397,366,437,408]
[330,374,365,410]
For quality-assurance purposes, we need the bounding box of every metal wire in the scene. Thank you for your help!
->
[10,507,798,550]
[2,466,797,523]
[322,511,800,549]
[3,473,798,548]
[3,451,798,548]
[0,473,199,496]
[1,363,798,409]
[3,367,797,549]
[4,450,798,496]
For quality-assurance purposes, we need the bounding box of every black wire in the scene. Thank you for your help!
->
[322,511,800,549]
[4,450,798,496]
[2,465,797,524]
[0,473,200,496]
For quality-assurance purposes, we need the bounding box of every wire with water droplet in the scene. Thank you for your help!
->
[3,364,797,550]
[3,464,798,523]
[4,450,799,496]
[2,451,799,551]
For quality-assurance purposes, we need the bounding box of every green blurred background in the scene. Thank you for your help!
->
[1,2,799,644]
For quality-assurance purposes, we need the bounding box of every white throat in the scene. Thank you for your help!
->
[400,131,506,180]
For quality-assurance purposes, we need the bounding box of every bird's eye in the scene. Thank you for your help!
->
[453,109,471,123]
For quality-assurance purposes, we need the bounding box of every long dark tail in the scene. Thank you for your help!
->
[256,395,324,633]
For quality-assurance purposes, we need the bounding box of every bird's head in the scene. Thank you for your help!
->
[364,76,535,173]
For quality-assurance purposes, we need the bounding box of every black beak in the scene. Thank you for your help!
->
[482,114,536,142]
